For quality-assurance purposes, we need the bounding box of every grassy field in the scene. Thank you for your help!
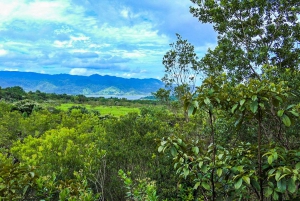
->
[56,103,140,116]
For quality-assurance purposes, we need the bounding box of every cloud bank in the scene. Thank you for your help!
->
[0,0,216,79]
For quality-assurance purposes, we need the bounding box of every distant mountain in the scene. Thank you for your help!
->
[0,71,164,95]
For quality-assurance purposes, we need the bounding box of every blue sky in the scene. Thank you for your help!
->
[0,0,217,79]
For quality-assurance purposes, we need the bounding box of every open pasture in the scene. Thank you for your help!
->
[56,103,140,116]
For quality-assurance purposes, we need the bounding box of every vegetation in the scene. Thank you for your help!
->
[0,0,299,200]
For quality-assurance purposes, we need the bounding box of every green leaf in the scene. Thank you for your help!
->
[265,187,273,197]
[252,95,257,101]
[192,146,199,155]
[268,155,273,165]
[234,177,243,189]
[204,97,211,105]
[170,146,177,156]
[286,104,296,110]
[273,191,279,200]
[289,110,299,117]
[240,99,246,106]
[231,104,238,113]
[282,114,291,127]
[242,176,250,185]
[274,95,283,103]
[268,168,276,175]
[183,168,189,178]
[250,101,258,113]
[277,110,284,117]
[275,171,281,181]
[287,178,296,193]
[201,182,211,190]
[201,164,208,173]
[217,168,222,177]
[193,182,200,190]
[158,146,164,153]
[296,162,300,170]
[277,178,286,192]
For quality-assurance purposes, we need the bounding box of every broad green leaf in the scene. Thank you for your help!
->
[201,182,211,190]
[287,178,296,193]
[193,182,200,190]
[268,168,276,175]
[158,146,164,153]
[252,95,257,101]
[277,178,286,192]
[274,95,283,103]
[272,152,278,160]
[183,168,189,178]
[234,177,243,189]
[259,103,265,109]
[201,164,208,173]
[286,104,296,110]
[289,110,299,117]
[170,146,177,156]
[198,161,203,168]
[242,176,250,185]
[268,155,273,165]
[282,114,291,127]
[204,97,211,105]
[240,99,246,106]
[192,146,199,155]
[217,168,222,177]
[250,101,258,113]
[217,153,224,160]
[277,110,284,117]
[295,162,300,170]
[231,104,238,113]
[273,191,279,200]
[265,187,273,197]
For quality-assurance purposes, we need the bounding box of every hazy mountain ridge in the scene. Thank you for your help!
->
[0,71,163,95]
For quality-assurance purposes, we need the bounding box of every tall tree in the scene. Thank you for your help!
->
[190,0,300,81]
[162,34,202,120]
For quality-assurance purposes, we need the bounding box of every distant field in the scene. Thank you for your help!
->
[56,103,140,116]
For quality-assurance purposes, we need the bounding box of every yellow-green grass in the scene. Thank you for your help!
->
[56,103,140,117]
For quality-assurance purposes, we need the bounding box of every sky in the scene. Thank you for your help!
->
[0,0,217,79]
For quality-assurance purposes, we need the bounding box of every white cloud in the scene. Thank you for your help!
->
[120,8,130,18]
[69,68,88,75]
[4,68,18,71]
[0,49,8,56]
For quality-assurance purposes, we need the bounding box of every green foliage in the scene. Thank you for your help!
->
[191,0,300,81]
[118,169,158,201]
[11,126,106,181]
[159,137,300,200]
[0,161,38,200]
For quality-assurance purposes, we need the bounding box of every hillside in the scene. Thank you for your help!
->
[0,71,163,95]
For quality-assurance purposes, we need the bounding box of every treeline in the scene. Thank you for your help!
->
[0,86,157,106]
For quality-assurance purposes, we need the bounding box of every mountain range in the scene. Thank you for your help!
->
[0,71,164,95]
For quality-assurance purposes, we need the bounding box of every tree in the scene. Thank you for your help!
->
[190,0,300,82]
[162,34,202,120]
[163,34,202,92]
